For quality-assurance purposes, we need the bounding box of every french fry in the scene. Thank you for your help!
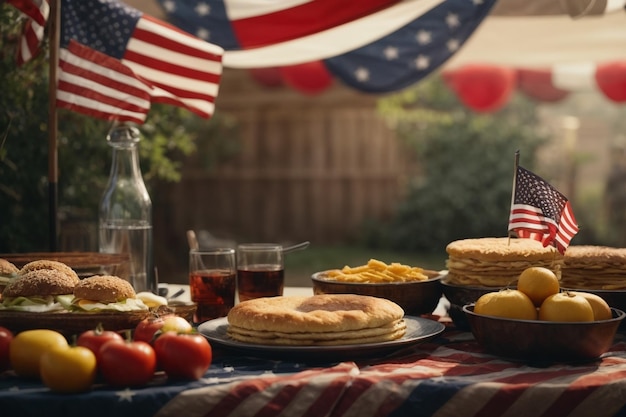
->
[326,259,428,283]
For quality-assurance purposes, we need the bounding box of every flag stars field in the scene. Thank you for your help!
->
[197,27,210,40]
[415,55,430,70]
[162,0,176,13]
[416,30,432,45]
[384,46,399,60]
[446,13,460,28]
[195,2,211,16]
[355,67,370,82]
[447,39,460,52]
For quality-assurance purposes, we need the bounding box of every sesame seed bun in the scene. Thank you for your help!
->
[0,259,19,276]
[19,260,80,283]
[74,275,136,303]
[3,269,79,297]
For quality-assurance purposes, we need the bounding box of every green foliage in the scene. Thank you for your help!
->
[0,5,238,252]
[370,77,548,253]
[1,7,51,252]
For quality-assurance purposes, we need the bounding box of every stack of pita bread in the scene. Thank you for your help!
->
[445,237,563,287]
[227,294,406,346]
[560,245,626,290]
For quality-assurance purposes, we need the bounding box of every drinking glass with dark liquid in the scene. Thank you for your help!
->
[189,248,236,324]
[236,244,284,302]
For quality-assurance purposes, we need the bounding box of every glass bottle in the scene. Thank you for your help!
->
[98,123,156,293]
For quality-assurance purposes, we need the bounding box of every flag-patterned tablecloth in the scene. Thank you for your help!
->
[2,322,626,417]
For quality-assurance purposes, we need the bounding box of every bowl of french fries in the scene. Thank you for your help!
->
[311,259,444,316]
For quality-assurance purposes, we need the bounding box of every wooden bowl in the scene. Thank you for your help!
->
[463,304,625,362]
[311,269,443,316]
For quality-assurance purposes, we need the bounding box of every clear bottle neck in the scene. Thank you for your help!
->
[108,124,142,180]
[100,124,151,222]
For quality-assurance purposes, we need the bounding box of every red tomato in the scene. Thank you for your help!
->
[0,326,13,372]
[154,332,212,380]
[99,339,156,387]
[76,326,123,363]
[134,315,173,344]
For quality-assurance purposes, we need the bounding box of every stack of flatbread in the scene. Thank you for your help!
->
[560,245,626,290]
[445,237,563,287]
[226,294,406,346]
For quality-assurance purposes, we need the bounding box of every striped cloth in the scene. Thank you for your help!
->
[2,327,626,417]
[156,330,626,417]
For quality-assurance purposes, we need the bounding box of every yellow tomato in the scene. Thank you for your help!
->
[40,346,97,393]
[161,316,193,334]
[517,267,560,307]
[539,292,594,322]
[10,329,68,378]
[474,289,537,320]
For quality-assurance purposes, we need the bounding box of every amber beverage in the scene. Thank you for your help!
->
[237,265,285,302]
[237,243,284,302]
[190,270,236,323]
[189,248,236,324]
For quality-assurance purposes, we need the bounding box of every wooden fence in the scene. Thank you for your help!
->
[152,70,414,279]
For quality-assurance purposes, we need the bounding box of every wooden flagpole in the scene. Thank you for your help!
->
[508,150,520,245]
[47,0,60,251]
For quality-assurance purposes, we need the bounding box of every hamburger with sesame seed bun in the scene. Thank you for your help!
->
[1,267,79,312]
[69,275,148,312]
[0,259,18,277]
[0,259,19,298]
[19,259,80,282]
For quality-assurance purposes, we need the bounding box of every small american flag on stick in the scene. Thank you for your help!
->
[508,163,579,254]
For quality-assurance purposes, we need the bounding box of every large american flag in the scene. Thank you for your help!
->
[508,165,579,254]
[9,0,224,124]
[155,0,498,93]
[8,0,498,102]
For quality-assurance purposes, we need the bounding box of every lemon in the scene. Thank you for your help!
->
[539,292,594,322]
[517,267,560,307]
[474,289,537,320]
[570,291,612,321]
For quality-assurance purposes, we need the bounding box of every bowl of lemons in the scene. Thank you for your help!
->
[463,267,625,362]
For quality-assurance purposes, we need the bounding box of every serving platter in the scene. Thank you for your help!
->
[198,315,445,362]
[0,304,194,336]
